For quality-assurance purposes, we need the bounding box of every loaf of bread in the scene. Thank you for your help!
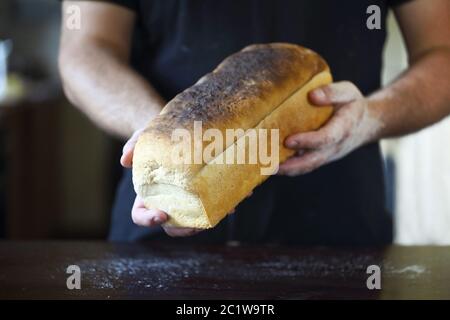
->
[132,43,333,229]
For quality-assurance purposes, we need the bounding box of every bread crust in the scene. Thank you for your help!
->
[133,43,333,228]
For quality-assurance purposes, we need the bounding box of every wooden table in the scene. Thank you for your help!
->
[0,241,449,299]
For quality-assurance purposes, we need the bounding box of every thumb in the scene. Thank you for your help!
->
[120,129,144,168]
[309,81,362,106]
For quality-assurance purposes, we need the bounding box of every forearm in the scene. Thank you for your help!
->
[59,38,165,139]
[368,47,450,141]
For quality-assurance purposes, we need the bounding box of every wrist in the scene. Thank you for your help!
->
[359,98,385,145]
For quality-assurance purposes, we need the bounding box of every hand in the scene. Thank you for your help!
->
[121,129,202,237]
[278,81,381,176]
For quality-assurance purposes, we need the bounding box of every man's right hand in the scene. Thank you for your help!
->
[121,129,203,237]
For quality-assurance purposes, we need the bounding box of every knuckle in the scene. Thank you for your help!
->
[332,135,341,144]
[343,81,357,91]
[336,126,348,140]
[323,134,337,146]
[300,157,322,175]
[341,128,351,140]
[348,81,357,89]
[323,136,333,145]
[321,85,334,98]
[334,143,344,155]
[341,81,362,99]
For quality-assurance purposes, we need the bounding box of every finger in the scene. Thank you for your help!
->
[278,150,328,176]
[285,120,345,150]
[120,145,134,168]
[163,226,202,237]
[309,81,362,106]
[120,129,144,168]
[276,151,305,175]
[285,104,357,150]
[285,131,332,150]
[131,196,168,227]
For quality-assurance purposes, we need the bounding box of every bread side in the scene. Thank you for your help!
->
[190,71,333,227]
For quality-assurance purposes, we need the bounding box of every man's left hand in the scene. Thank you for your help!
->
[278,81,381,176]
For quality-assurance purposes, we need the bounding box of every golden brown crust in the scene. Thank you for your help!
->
[137,43,328,171]
[133,43,332,228]
[150,44,326,135]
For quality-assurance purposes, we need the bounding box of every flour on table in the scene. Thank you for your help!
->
[390,265,426,274]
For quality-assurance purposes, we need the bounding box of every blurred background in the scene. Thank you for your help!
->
[0,0,123,239]
[0,0,448,244]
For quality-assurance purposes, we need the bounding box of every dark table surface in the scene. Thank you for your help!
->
[0,241,449,299]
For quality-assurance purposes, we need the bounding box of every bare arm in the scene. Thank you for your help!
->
[280,0,450,175]
[58,1,165,139]
[59,1,198,237]
[369,0,450,139]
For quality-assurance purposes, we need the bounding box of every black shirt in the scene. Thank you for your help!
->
[101,0,410,245]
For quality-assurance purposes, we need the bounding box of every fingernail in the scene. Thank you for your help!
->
[153,217,164,224]
[286,140,298,148]
[120,154,130,167]
[313,88,326,100]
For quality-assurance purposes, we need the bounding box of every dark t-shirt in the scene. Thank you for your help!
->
[100,0,410,245]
